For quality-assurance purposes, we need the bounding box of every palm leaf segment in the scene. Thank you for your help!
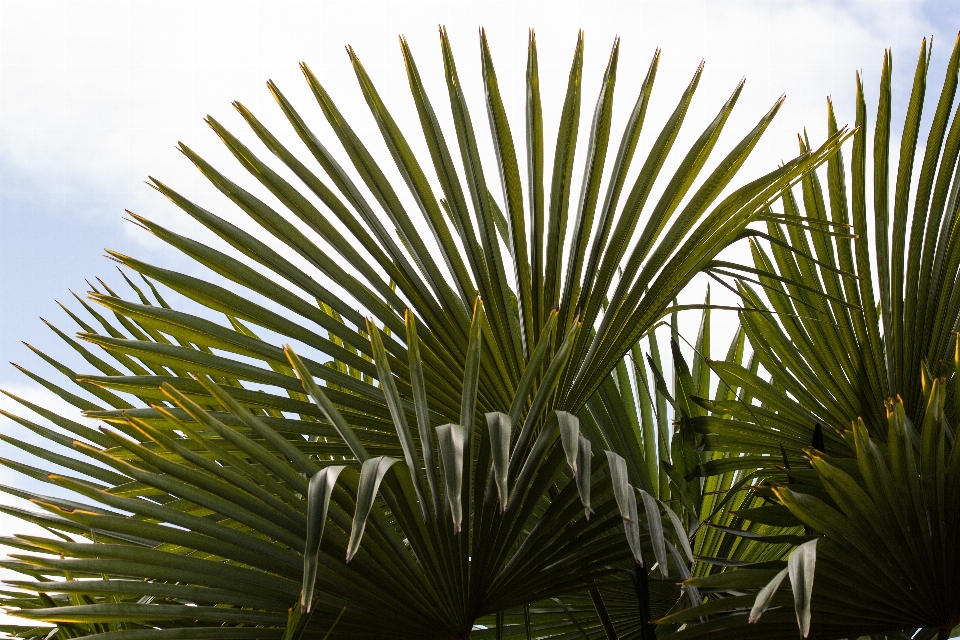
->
[0,27,844,639]
[599,300,814,639]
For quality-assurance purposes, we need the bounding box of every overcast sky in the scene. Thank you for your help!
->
[1,0,960,627]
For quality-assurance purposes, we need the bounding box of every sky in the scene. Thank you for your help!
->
[1,0,960,631]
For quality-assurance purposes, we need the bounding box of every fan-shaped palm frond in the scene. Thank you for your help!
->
[658,342,960,639]
[662,33,960,640]
[1,304,634,639]
[0,287,774,640]
[81,26,838,430]
[0,26,845,640]
[695,33,960,470]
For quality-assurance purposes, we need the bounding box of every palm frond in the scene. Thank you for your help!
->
[668,33,960,640]
[0,27,847,639]
[699,33,960,470]
[661,344,960,638]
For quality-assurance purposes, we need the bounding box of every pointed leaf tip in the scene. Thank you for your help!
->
[788,538,817,637]
[436,423,468,532]
[346,456,398,562]
[487,412,512,512]
[811,423,825,453]
[749,567,789,624]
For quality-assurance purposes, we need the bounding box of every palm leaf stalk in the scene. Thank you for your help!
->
[0,27,846,639]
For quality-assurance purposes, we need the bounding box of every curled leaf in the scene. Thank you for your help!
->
[606,450,643,565]
[346,456,398,562]
[301,465,345,612]
[788,537,818,637]
[576,435,593,518]
[486,412,512,511]
[436,423,469,532]
[557,411,580,477]
[749,567,789,623]
[661,499,694,564]
[640,489,667,578]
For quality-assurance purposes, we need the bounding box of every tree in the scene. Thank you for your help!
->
[0,27,842,639]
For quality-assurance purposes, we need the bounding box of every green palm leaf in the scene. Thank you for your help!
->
[2,305,628,639]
